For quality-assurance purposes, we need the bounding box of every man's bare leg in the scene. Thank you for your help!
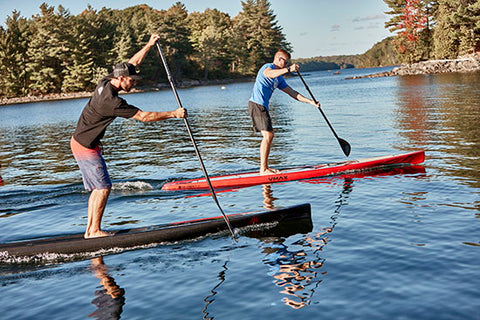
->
[260,130,280,175]
[85,188,111,239]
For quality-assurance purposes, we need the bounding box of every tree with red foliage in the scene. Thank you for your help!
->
[399,0,429,43]
[385,0,435,62]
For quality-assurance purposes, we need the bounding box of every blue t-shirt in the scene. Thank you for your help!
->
[250,63,288,109]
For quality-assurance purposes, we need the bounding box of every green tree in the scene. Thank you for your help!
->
[81,6,116,81]
[384,0,407,32]
[432,0,458,58]
[0,11,30,97]
[112,23,135,63]
[61,14,95,92]
[188,9,232,79]
[26,3,70,94]
[356,37,399,67]
[233,0,291,74]
[433,0,480,58]
[149,2,193,81]
[449,0,480,55]
[0,3,296,98]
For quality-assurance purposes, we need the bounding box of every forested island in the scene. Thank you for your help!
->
[1,0,479,105]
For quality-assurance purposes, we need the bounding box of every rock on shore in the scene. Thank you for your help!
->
[347,53,480,79]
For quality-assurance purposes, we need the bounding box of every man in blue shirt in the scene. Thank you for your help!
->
[248,49,320,174]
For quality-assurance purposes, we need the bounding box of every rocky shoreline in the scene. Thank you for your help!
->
[0,77,253,106]
[347,53,480,79]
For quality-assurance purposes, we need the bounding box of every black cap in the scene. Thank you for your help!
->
[110,62,142,79]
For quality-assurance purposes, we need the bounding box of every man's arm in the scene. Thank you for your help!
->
[263,63,299,78]
[131,107,187,122]
[281,86,320,107]
[128,34,160,67]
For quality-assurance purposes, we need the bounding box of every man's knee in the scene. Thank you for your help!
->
[262,131,274,143]
[91,188,111,196]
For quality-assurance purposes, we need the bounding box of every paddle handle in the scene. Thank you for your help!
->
[155,42,236,239]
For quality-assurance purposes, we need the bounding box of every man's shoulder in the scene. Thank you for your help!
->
[93,78,116,98]
[256,63,275,80]
[261,63,275,70]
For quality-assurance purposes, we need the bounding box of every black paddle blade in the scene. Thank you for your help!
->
[339,138,351,157]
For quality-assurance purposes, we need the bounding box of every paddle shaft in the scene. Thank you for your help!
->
[155,42,236,239]
[296,70,351,157]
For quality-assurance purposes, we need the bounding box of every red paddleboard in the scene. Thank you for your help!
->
[162,150,425,191]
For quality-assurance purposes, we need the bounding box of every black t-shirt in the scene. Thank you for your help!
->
[73,77,139,149]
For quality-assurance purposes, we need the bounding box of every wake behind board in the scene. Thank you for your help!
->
[0,203,311,261]
[162,150,425,191]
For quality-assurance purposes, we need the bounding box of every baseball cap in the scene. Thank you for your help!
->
[109,62,142,79]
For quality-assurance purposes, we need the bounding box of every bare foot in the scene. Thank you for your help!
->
[260,168,280,175]
[84,230,113,239]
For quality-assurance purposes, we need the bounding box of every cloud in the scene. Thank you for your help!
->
[352,14,386,22]
[330,24,340,32]
[355,22,382,30]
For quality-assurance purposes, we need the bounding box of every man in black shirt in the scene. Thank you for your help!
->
[71,34,186,238]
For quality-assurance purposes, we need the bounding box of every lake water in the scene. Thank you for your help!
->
[0,67,479,319]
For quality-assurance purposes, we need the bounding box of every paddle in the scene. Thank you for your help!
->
[155,41,236,240]
[296,70,351,157]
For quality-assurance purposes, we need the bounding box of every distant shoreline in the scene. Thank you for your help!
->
[346,53,480,79]
[0,77,254,106]
[3,55,480,106]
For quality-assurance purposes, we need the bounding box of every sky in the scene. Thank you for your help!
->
[0,0,393,58]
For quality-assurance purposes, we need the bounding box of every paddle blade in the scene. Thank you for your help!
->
[339,138,351,157]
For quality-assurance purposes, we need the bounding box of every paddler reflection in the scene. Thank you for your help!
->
[202,260,229,320]
[87,257,125,319]
[262,184,277,210]
[261,178,353,309]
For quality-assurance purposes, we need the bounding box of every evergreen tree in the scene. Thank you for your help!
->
[384,0,407,32]
[150,2,192,80]
[452,0,480,55]
[81,6,116,81]
[188,9,232,79]
[433,0,479,58]
[26,4,70,94]
[0,11,30,97]
[62,14,95,92]
[233,0,291,74]
[0,3,295,98]
[112,23,135,63]
[433,0,458,58]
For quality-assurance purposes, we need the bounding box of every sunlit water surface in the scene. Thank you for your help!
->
[0,68,479,319]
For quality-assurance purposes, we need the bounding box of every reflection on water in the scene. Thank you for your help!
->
[394,73,480,188]
[202,260,229,320]
[88,257,125,320]
[262,178,353,309]
[262,184,277,210]
[0,93,296,186]
[1,69,479,319]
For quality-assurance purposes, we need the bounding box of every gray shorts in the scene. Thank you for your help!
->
[248,101,273,132]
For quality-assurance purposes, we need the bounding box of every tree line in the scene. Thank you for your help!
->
[294,0,479,70]
[0,0,290,98]
[384,0,480,63]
